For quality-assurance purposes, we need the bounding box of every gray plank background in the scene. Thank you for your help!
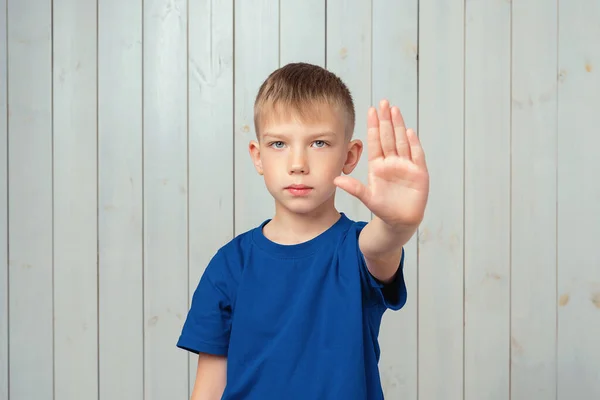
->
[1,0,599,399]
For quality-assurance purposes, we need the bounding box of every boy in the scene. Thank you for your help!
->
[177,62,429,399]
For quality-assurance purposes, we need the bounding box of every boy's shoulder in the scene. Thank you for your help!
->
[209,219,267,264]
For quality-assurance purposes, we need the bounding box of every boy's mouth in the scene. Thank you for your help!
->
[286,184,311,189]
[285,184,313,196]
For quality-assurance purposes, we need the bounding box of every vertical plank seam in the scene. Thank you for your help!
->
[369,0,373,223]
[141,0,146,396]
[51,0,56,398]
[278,0,281,67]
[554,0,559,398]
[461,0,466,398]
[508,0,513,397]
[324,0,327,68]
[232,0,236,240]
[4,0,10,396]
[95,0,100,397]
[462,0,467,400]
[416,0,420,398]
[186,0,191,397]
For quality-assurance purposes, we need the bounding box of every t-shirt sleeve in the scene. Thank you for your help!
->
[176,250,233,356]
[353,221,408,311]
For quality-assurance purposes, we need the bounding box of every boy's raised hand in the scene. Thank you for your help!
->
[334,100,429,230]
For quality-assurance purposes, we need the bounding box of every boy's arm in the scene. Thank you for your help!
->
[358,216,416,283]
[190,353,227,400]
[334,100,429,283]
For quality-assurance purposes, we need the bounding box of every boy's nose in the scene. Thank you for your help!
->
[289,151,309,174]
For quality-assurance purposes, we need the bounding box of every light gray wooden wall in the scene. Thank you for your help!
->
[1,0,599,399]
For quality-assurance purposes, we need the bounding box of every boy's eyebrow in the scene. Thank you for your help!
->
[262,131,337,139]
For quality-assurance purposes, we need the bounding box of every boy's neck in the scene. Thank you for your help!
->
[263,201,341,245]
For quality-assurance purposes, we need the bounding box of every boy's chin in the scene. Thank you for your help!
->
[274,196,335,216]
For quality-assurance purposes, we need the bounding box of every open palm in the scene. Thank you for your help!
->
[334,100,429,228]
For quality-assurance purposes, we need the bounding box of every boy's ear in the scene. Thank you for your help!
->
[248,140,264,175]
[342,139,363,175]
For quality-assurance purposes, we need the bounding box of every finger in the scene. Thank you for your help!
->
[391,106,411,159]
[378,100,397,157]
[333,176,371,205]
[366,107,383,161]
[407,129,427,170]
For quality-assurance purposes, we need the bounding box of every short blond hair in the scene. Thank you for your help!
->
[253,62,355,139]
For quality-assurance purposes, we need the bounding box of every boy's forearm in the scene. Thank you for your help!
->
[190,354,227,400]
[358,216,417,283]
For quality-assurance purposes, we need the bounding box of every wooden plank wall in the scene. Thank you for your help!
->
[511,0,558,398]
[7,2,54,400]
[1,1,599,399]
[0,0,7,398]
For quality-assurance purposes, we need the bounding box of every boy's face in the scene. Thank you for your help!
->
[249,105,362,216]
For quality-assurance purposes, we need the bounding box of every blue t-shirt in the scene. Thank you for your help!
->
[177,213,407,399]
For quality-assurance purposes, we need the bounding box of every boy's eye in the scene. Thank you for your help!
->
[313,140,327,148]
[270,141,285,149]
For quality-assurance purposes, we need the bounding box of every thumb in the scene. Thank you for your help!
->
[334,176,370,204]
